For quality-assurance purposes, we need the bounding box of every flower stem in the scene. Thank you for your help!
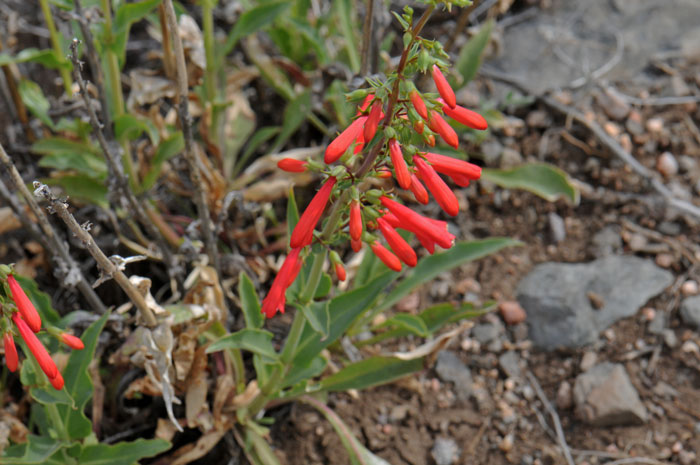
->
[39,0,72,94]
[299,250,326,303]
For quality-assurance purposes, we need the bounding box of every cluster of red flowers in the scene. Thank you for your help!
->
[263,65,487,318]
[2,274,84,389]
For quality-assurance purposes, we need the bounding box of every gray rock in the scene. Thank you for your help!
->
[662,329,679,348]
[431,437,460,465]
[680,295,700,328]
[590,226,622,257]
[498,351,521,378]
[435,351,473,401]
[574,362,648,426]
[548,212,566,243]
[481,140,504,165]
[472,322,502,344]
[648,311,666,335]
[517,256,673,349]
[499,148,523,169]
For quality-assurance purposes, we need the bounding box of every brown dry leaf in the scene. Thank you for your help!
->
[0,410,29,453]
[155,418,180,443]
[212,376,235,425]
[185,369,208,429]
[183,264,226,323]
[0,207,21,234]
[178,14,205,70]
[126,70,176,111]
[124,375,163,398]
[236,146,321,191]
[229,380,260,410]
[172,328,198,383]
[169,428,228,465]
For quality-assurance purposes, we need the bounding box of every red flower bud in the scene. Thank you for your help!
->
[388,139,411,190]
[363,101,383,142]
[261,247,303,318]
[377,218,417,267]
[370,242,402,272]
[290,177,337,248]
[49,371,64,390]
[349,200,363,241]
[357,94,374,114]
[441,102,488,130]
[377,169,393,179]
[325,117,368,163]
[413,120,424,134]
[414,156,459,217]
[431,65,456,109]
[428,111,459,149]
[409,91,428,120]
[12,313,57,380]
[277,158,307,173]
[3,332,18,372]
[409,174,429,205]
[8,275,42,333]
[334,263,347,282]
[351,238,363,252]
[426,134,435,147]
[60,333,84,350]
[424,152,481,181]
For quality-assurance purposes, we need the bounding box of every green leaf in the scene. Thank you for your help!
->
[482,163,580,204]
[32,137,100,157]
[381,314,429,337]
[454,19,493,87]
[233,126,280,177]
[335,0,360,72]
[206,328,279,362]
[293,271,396,366]
[313,273,332,299]
[57,312,110,440]
[320,356,424,392]
[13,275,61,326]
[297,301,330,338]
[18,79,54,129]
[281,354,327,389]
[46,175,109,208]
[141,132,184,190]
[286,186,300,241]
[0,435,65,465]
[378,238,520,314]
[112,0,161,65]
[0,48,67,69]
[270,90,311,152]
[32,137,106,178]
[354,247,384,288]
[239,272,264,329]
[222,1,290,56]
[114,114,159,144]
[77,438,171,465]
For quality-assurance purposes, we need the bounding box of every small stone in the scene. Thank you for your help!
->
[681,340,699,354]
[597,89,631,120]
[472,323,501,344]
[499,301,527,325]
[671,441,683,454]
[678,155,697,173]
[481,140,504,165]
[499,351,522,378]
[499,433,514,452]
[587,291,605,309]
[679,450,697,465]
[641,307,656,321]
[680,295,700,328]
[435,351,473,401]
[580,352,597,372]
[652,381,679,399]
[556,381,573,410]
[590,226,622,257]
[526,110,550,128]
[603,121,621,137]
[626,112,644,136]
[681,280,699,296]
[657,152,679,177]
[548,212,566,243]
[658,221,681,236]
[431,437,460,465]
[522,385,535,401]
[627,233,648,251]
[389,405,410,422]
[647,311,666,335]
[499,148,523,169]
[655,253,674,268]
[662,329,679,348]
[646,117,664,133]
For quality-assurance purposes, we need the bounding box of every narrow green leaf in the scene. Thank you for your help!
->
[270,90,311,152]
[206,328,279,362]
[233,126,281,177]
[239,272,264,329]
[223,1,290,56]
[18,79,54,129]
[382,314,429,337]
[141,132,185,190]
[0,48,67,69]
[482,163,580,204]
[0,435,65,465]
[286,186,300,241]
[112,0,161,66]
[32,137,100,157]
[313,273,332,299]
[320,356,424,392]
[336,0,360,72]
[114,114,159,144]
[455,20,493,87]
[77,438,170,465]
[297,301,330,338]
[281,354,327,389]
[46,175,109,209]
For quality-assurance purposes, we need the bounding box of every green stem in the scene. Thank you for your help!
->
[202,0,217,104]
[280,306,307,364]
[39,0,72,94]
[45,403,69,441]
[100,0,124,117]
[230,347,246,393]
[299,250,326,304]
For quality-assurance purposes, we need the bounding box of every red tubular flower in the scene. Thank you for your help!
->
[277,158,307,173]
[450,173,472,187]
[334,263,347,282]
[380,196,455,249]
[349,200,363,241]
[325,117,368,163]
[370,242,402,272]
[363,101,383,142]
[49,371,64,390]
[414,156,459,216]
[353,131,365,155]
[351,238,363,252]
[12,313,57,380]
[290,177,337,248]
[60,333,84,350]
[441,102,488,130]
[377,218,417,267]
[3,332,18,372]
[424,152,482,181]
[426,134,436,147]
[261,248,303,318]
[388,139,411,190]
[413,120,424,134]
[409,90,428,120]
[8,275,41,333]
[357,94,374,114]
[428,111,459,148]
[409,174,429,205]
[377,169,393,179]
[432,65,456,109]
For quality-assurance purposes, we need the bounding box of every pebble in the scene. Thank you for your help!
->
[580,351,598,371]
[472,323,502,344]
[499,433,514,452]
[657,152,679,177]
[521,385,535,401]
[662,329,679,348]
[499,148,523,169]
[603,121,621,137]
[526,110,550,128]
[389,405,410,422]
[646,117,664,133]
[499,301,527,325]
[655,253,674,268]
[431,437,460,465]
[556,381,573,410]
[548,212,566,243]
[681,280,698,296]
[679,450,697,465]
[499,351,522,378]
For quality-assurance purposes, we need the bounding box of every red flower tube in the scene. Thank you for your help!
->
[426,134,436,147]
[325,116,368,163]
[424,152,482,180]
[351,238,363,252]
[8,275,42,333]
[49,371,64,390]
[370,242,402,272]
[432,65,456,109]
[414,156,459,217]
[413,120,424,134]
[334,263,347,282]
[290,177,337,248]
[380,196,455,249]
[363,101,383,142]
[377,218,417,267]
[428,111,459,149]
[277,158,307,173]
[409,174,429,205]
[261,247,303,318]
[376,169,393,179]
[60,333,84,350]
[349,200,363,241]
[12,313,57,380]
[409,90,428,120]
[441,102,488,130]
[450,173,472,187]
[353,131,365,155]
[389,139,411,190]
[3,332,18,372]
